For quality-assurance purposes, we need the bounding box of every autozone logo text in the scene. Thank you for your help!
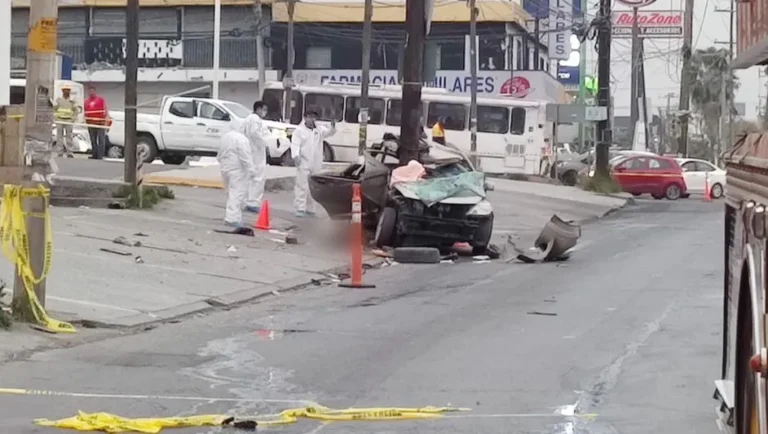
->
[613,12,683,26]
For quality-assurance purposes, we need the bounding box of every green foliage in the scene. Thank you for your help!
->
[581,173,622,194]
[115,185,175,209]
[0,310,10,329]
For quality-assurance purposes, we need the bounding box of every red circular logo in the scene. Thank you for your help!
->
[616,0,657,7]
[500,77,533,98]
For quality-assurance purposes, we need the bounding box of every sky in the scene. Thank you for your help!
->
[585,0,762,120]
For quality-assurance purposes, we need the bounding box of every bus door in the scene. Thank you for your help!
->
[503,107,528,172]
[475,105,510,174]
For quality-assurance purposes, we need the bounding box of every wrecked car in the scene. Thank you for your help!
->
[309,135,494,254]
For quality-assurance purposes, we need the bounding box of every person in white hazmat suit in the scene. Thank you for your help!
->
[242,101,272,213]
[217,127,258,226]
[291,109,336,217]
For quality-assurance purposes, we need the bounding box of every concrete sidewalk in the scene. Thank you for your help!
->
[144,164,296,190]
[0,179,629,333]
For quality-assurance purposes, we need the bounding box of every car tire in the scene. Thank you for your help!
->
[711,183,724,199]
[323,141,335,162]
[137,134,158,163]
[106,145,123,159]
[281,149,295,167]
[631,192,642,197]
[664,183,682,200]
[160,154,187,165]
[393,247,441,264]
[374,207,398,248]
[472,213,494,255]
[561,170,578,186]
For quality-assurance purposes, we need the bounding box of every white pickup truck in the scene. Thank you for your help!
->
[107,96,299,164]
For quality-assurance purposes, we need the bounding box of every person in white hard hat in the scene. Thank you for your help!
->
[291,108,336,217]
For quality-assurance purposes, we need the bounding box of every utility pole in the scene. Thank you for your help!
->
[718,72,726,162]
[533,19,540,70]
[358,0,373,158]
[594,0,612,177]
[629,7,639,131]
[283,0,296,122]
[16,0,58,319]
[677,0,694,157]
[639,41,650,152]
[124,0,138,185]
[716,0,735,150]
[399,0,426,164]
[577,0,587,150]
[469,0,478,167]
[213,0,221,99]
[254,0,267,98]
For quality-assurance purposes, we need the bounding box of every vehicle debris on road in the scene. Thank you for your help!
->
[506,215,581,263]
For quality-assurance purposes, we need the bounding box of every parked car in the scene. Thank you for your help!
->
[611,155,687,200]
[106,97,308,164]
[309,135,494,253]
[676,158,726,199]
[560,149,657,185]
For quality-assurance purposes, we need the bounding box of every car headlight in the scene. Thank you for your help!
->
[467,200,493,216]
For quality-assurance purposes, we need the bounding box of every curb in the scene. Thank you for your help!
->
[145,175,296,192]
[66,255,386,330]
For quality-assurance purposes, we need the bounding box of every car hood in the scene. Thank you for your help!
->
[393,171,487,206]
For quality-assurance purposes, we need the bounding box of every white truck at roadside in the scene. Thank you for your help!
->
[107,96,295,164]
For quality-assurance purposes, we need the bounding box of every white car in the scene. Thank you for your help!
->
[676,158,726,198]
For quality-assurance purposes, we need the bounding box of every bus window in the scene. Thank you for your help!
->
[427,102,466,130]
[262,89,303,124]
[305,93,344,122]
[386,99,402,126]
[345,97,385,125]
[477,106,509,134]
[510,107,526,135]
[10,86,24,105]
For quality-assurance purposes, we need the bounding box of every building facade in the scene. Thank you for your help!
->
[10,0,566,111]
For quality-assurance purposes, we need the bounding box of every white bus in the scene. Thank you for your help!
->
[262,81,549,175]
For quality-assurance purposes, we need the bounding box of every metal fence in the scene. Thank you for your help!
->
[11,37,268,70]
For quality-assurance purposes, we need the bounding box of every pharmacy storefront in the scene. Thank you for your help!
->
[291,69,568,103]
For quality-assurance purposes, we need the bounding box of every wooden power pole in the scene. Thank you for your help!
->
[468,0,478,167]
[16,0,58,318]
[677,0,694,157]
[254,0,267,98]
[358,0,373,158]
[283,0,296,122]
[399,0,426,164]
[594,0,612,177]
[124,0,139,185]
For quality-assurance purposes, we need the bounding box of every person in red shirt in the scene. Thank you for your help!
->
[84,85,108,160]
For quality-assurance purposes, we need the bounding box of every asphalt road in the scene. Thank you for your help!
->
[0,198,722,434]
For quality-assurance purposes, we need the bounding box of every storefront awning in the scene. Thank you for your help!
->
[732,38,768,69]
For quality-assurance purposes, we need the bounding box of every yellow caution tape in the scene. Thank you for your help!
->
[0,185,75,333]
[35,405,470,432]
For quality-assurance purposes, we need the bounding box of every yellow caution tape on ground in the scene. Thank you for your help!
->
[0,185,75,333]
[35,405,470,432]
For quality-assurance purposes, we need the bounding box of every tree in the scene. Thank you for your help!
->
[689,47,739,160]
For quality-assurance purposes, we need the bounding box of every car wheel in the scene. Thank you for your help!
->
[631,192,642,197]
[106,145,123,159]
[392,247,441,264]
[281,149,295,167]
[561,170,578,186]
[136,134,158,163]
[711,183,724,199]
[323,141,335,162]
[472,213,494,255]
[664,183,682,200]
[374,207,398,248]
[160,154,186,165]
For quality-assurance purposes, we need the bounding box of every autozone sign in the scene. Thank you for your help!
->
[611,10,683,38]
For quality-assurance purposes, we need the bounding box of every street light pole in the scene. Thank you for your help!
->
[213,0,221,99]
[469,0,478,167]
[359,0,373,158]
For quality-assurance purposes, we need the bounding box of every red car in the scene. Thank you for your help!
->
[612,155,687,200]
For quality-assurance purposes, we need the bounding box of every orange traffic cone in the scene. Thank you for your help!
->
[339,184,375,289]
[704,173,712,202]
[254,200,271,230]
